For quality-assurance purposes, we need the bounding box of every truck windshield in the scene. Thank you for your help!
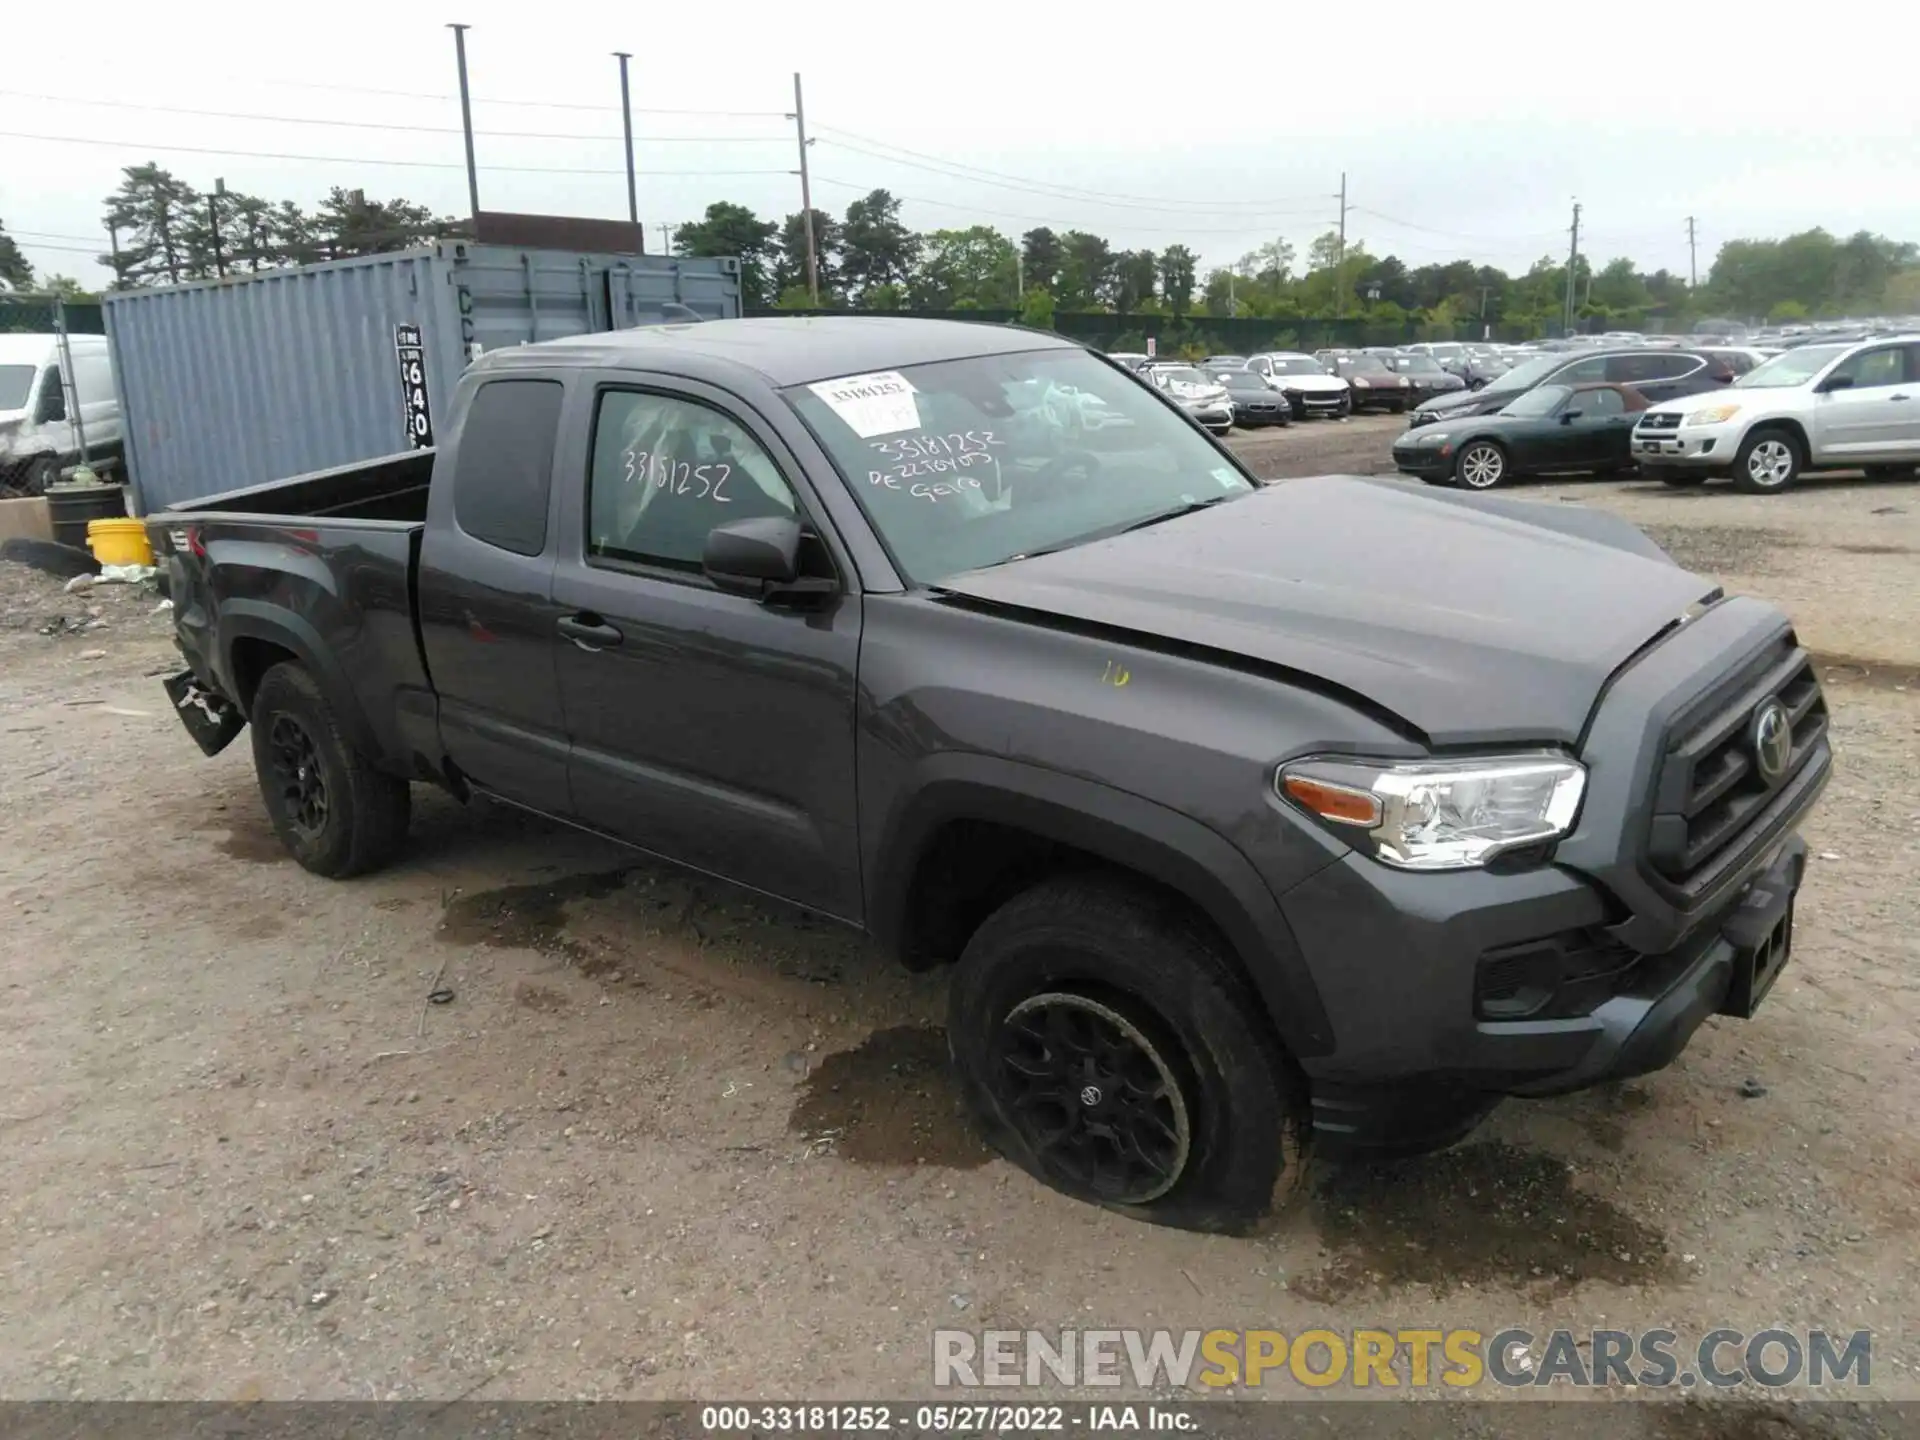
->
[786,348,1255,583]
[0,365,35,411]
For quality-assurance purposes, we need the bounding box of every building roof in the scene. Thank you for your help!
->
[484,315,1077,388]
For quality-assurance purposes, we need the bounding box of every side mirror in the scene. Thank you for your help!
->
[1818,373,1855,393]
[1560,409,1583,423]
[702,516,835,605]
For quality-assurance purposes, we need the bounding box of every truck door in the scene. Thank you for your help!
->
[417,376,574,811]
[549,378,863,922]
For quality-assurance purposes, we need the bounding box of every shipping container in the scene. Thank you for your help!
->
[103,242,742,511]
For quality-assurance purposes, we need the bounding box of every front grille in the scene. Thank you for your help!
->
[1640,411,1682,431]
[1646,640,1827,888]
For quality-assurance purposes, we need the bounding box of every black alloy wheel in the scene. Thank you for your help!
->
[994,991,1193,1205]
[267,713,329,841]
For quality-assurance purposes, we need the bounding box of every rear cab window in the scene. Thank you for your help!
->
[451,379,564,556]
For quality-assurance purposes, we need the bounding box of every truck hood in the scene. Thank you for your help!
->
[933,476,1714,746]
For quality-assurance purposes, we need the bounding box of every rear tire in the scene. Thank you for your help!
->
[947,874,1307,1234]
[249,662,411,878]
[1730,427,1803,494]
[1454,439,1509,490]
[1864,464,1918,481]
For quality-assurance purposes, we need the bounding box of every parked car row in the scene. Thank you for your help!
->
[1391,333,1920,492]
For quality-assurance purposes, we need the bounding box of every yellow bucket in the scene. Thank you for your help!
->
[87,518,154,567]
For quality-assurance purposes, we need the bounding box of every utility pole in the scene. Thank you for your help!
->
[659,222,679,254]
[1564,200,1582,336]
[790,72,819,304]
[1334,172,1349,321]
[1686,215,1698,288]
[1228,271,1237,318]
[208,177,227,278]
[614,52,639,234]
[449,23,481,222]
[1015,250,1023,301]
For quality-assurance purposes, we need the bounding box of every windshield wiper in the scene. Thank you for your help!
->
[1113,492,1242,536]
[990,493,1245,567]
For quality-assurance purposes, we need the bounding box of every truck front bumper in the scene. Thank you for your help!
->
[1272,596,1830,1158]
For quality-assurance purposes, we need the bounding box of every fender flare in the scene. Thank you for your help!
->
[217,601,383,761]
[868,753,1336,1058]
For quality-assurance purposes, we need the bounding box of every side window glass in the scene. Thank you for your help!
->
[1557,357,1608,384]
[450,379,563,556]
[1586,387,1624,415]
[589,391,797,571]
[1831,347,1903,389]
[35,366,68,423]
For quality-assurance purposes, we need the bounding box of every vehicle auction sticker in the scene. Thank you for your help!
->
[809,371,921,438]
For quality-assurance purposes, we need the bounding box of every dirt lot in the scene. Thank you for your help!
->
[2,428,1917,1425]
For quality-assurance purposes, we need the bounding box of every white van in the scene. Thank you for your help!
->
[0,333,124,498]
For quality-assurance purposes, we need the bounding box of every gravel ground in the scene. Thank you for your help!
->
[1,437,1917,1429]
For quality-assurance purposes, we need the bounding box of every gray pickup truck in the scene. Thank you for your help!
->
[151,317,1830,1232]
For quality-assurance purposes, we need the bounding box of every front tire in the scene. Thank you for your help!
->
[1731,428,1803,494]
[1454,439,1509,490]
[947,875,1306,1234]
[249,662,411,878]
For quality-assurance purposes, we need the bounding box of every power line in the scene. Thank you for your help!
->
[1351,205,1566,243]
[0,131,793,177]
[0,90,786,143]
[208,73,786,117]
[813,129,1330,215]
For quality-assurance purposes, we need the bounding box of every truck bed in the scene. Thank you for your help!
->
[150,450,437,780]
[159,450,433,523]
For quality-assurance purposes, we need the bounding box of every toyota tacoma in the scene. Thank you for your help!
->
[151,317,1830,1233]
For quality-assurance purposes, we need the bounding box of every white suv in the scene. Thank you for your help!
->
[1633,335,1920,493]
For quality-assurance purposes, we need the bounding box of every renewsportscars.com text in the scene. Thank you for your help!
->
[932,1327,1872,1391]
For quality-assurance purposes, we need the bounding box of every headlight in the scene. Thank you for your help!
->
[1396,377,1410,387]
[1277,753,1586,870]
[1351,377,1370,387]
[1685,403,1741,426]
[1420,431,1450,444]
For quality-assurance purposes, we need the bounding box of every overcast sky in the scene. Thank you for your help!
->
[6,0,1919,292]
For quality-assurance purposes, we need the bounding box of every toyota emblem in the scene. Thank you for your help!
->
[1751,699,1793,786]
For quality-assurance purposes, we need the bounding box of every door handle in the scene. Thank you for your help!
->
[557,613,624,651]
[1891,394,1912,402]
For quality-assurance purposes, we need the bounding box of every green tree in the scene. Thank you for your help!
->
[911,226,1018,309]
[312,187,444,261]
[1106,249,1158,312]
[1057,231,1113,310]
[1018,286,1056,329]
[840,190,918,303]
[1021,227,1063,295]
[676,200,781,309]
[773,208,843,301]
[0,219,32,290]
[1157,245,1197,316]
[38,274,91,300]
[102,164,201,285]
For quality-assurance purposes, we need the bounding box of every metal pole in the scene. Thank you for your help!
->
[792,72,819,304]
[449,23,481,222]
[1564,201,1581,335]
[614,52,639,230]
[209,177,227,278]
[52,299,90,470]
[1333,172,1348,321]
[1687,215,1698,288]
[107,223,124,290]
